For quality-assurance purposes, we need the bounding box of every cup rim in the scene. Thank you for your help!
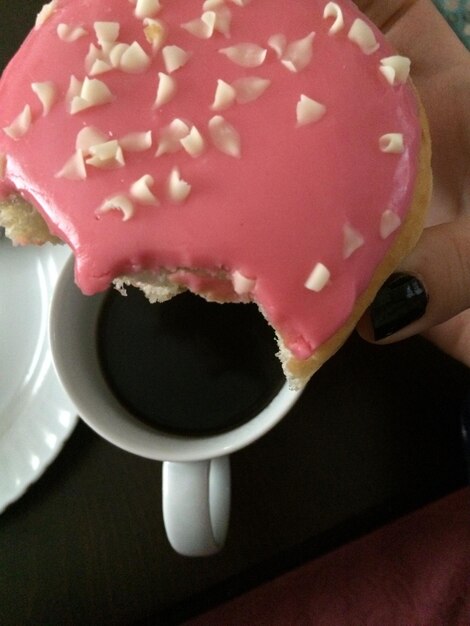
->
[50,257,302,462]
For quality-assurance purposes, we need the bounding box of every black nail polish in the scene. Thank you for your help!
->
[371,273,428,341]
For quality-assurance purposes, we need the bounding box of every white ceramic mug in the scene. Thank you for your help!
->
[50,256,302,556]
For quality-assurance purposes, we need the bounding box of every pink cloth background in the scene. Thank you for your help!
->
[186,488,470,625]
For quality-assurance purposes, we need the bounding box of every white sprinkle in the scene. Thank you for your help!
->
[182,11,217,39]
[168,167,191,203]
[343,224,364,259]
[0,153,7,179]
[154,72,177,108]
[3,105,32,141]
[120,42,151,73]
[296,95,326,126]
[211,79,236,111]
[143,18,166,52]
[162,45,190,73]
[305,263,330,292]
[232,76,271,104]
[180,126,206,157]
[57,24,88,42]
[379,133,404,154]
[323,3,344,35]
[280,32,315,73]
[94,22,120,45]
[135,0,161,19]
[208,115,241,158]
[35,0,57,29]
[379,56,411,86]
[31,81,57,115]
[55,150,87,180]
[76,127,109,153]
[380,210,402,239]
[155,119,191,156]
[99,195,135,221]
[219,43,267,68]
[348,18,379,55]
[120,131,153,152]
[130,174,159,205]
[232,271,256,295]
[267,33,287,59]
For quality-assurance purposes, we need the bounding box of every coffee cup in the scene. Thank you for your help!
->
[50,256,302,556]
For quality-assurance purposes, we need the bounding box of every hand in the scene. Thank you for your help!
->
[355,1,470,365]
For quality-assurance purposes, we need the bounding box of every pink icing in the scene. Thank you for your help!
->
[0,0,421,360]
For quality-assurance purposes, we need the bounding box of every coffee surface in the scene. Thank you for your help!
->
[97,289,284,436]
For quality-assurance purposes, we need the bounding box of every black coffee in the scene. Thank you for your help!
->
[97,288,285,436]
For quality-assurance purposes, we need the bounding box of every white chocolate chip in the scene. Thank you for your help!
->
[31,81,57,115]
[305,263,330,292]
[120,42,151,73]
[203,0,225,8]
[348,18,379,55]
[75,127,109,153]
[232,271,256,295]
[105,43,127,68]
[296,95,326,126]
[130,174,159,205]
[143,18,166,52]
[213,6,232,38]
[155,119,191,156]
[162,45,190,73]
[323,3,344,35]
[90,59,113,76]
[135,0,161,19]
[55,150,87,180]
[66,75,83,105]
[57,24,88,42]
[3,105,32,141]
[120,131,153,152]
[379,56,411,86]
[85,44,105,74]
[154,72,177,108]
[379,133,404,154]
[219,43,267,68]
[86,140,125,168]
[182,11,217,39]
[380,210,402,239]
[168,167,191,203]
[267,33,287,59]
[35,0,57,29]
[180,126,206,157]
[70,77,114,114]
[94,21,120,45]
[343,224,364,259]
[232,76,271,104]
[208,115,241,158]
[99,195,135,221]
[280,32,315,73]
[0,153,7,179]
[211,79,237,111]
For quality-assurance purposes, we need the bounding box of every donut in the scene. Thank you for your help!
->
[0,0,431,388]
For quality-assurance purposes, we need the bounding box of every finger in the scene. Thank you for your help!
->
[358,216,470,343]
[423,311,470,368]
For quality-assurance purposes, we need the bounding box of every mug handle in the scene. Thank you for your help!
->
[162,457,231,556]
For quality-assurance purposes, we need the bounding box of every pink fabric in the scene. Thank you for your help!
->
[186,488,470,625]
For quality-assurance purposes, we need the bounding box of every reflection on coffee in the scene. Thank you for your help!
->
[97,289,285,436]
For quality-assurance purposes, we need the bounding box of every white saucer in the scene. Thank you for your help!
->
[0,238,78,514]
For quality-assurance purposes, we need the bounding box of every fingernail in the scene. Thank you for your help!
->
[371,273,428,341]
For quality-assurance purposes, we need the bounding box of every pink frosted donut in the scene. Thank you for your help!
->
[0,0,431,387]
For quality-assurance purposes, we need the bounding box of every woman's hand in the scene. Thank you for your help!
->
[355,0,470,365]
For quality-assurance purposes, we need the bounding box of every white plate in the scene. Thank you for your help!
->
[0,239,78,514]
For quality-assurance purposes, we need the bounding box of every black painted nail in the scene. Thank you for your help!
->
[371,273,428,341]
